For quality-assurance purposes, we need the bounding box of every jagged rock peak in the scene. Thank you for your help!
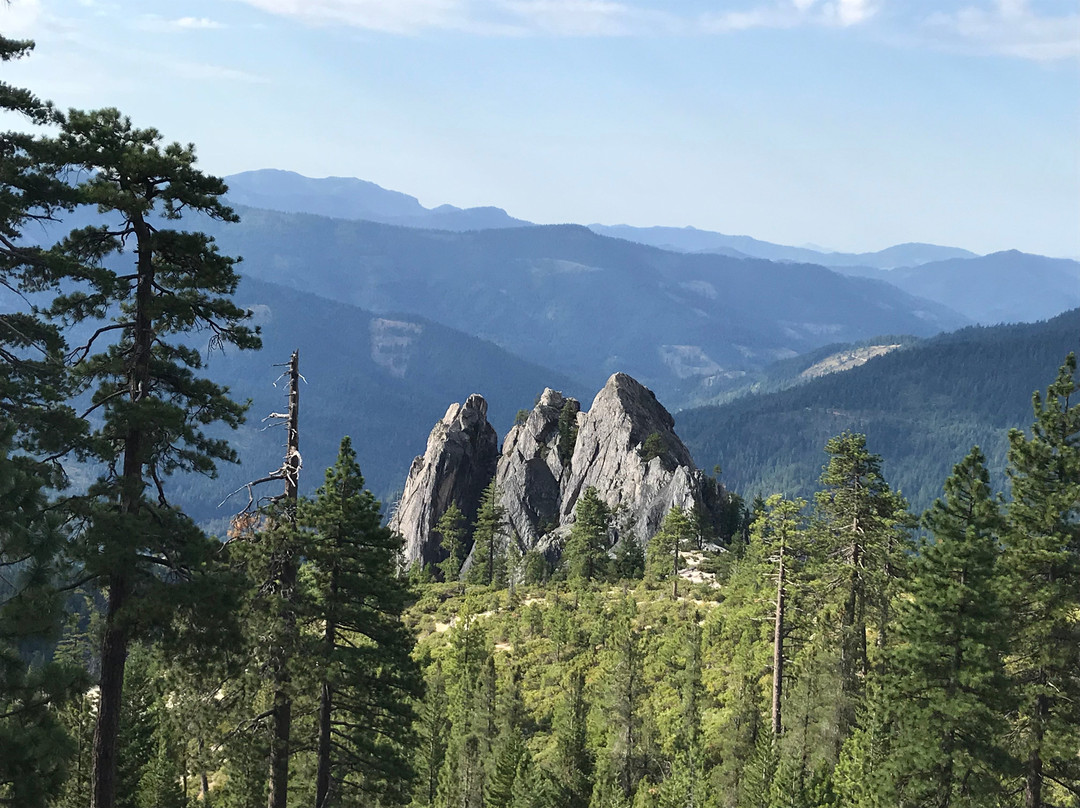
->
[444,393,489,429]
[495,388,579,549]
[560,373,700,542]
[391,393,498,566]
[395,373,724,569]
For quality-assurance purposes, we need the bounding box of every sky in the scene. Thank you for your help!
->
[3,0,1079,257]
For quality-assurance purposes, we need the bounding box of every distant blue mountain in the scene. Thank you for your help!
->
[191,206,967,408]
[588,224,977,269]
[834,250,1080,324]
[223,169,531,231]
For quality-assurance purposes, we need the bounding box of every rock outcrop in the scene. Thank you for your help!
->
[560,372,704,544]
[390,394,498,565]
[495,388,575,548]
[394,373,720,566]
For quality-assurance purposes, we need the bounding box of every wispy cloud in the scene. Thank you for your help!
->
[230,0,471,34]
[225,0,1079,60]
[173,16,226,30]
[925,0,1080,61]
[700,0,879,32]
[498,0,649,36]
[227,0,881,35]
[135,15,228,32]
[166,60,267,83]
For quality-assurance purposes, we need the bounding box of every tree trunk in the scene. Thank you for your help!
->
[268,350,301,808]
[1024,693,1046,808]
[91,216,155,808]
[771,543,785,740]
[315,567,338,808]
[672,542,679,600]
[90,578,129,808]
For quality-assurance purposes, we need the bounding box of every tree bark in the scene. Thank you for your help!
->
[91,215,154,808]
[315,566,338,808]
[267,350,300,808]
[771,543,785,740]
[1024,693,1045,808]
[90,578,129,808]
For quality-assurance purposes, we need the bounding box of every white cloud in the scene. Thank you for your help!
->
[229,0,469,34]
[222,0,1080,60]
[135,15,227,32]
[700,0,879,32]
[228,0,881,35]
[926,0,1080,61]
[173,17,226,30]
[832,0,875,26]
[499,0,644,36]
[167,60,267,83]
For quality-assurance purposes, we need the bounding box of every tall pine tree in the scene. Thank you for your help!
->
[874,447,1011,806]
[303,436,423,807]
[1003,354,1080,808]
[812,433,911,754]
[564,487,611,585]
[47,108,260,808]
[468,481,507,587]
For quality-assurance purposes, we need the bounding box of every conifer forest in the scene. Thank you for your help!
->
[2,28,1079,808]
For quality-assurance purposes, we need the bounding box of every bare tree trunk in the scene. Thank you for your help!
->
[315,566,338,808]
[771,542,785,740]
[672,543,679,600]
[267,350,301,808]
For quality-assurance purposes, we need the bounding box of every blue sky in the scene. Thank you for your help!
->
[3,0,1078,256]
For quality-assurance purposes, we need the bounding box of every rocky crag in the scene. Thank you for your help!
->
[389,394,499,565]
[393,373,725,566]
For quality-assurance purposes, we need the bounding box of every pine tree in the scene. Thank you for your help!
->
[749,496,810,742]
[301,437,422,807]
[564,487,611,584]
[0,38,88,806]
[1003,353,1080,808]
[612,537,645,581]
[469,481,507,587]
[0,427,87,807]
[38,108,260,808]
[437,502,469,583]
[552,664,593,808]
[415,661,451,806]
[812,433,911,752]
[646,506,693,598]
[557,399,581,466]
[873,447,1011,806]
[437,603,492,808]
[0,35,84,471]
[706,525,773,804]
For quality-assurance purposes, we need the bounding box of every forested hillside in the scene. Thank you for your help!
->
[678,308,1080,509]
[835,250,1080,324]
[171,276,583,525]
[192,205,965,406]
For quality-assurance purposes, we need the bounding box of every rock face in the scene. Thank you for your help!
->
[495,388,574,548]
[390,394,498,565]
[560,372,704,544]
[394,373,718,565]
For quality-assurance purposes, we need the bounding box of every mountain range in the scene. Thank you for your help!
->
[677,307,1080,511]
[197,203,965,408]
[16,169,1080,523]
[144,276,584,527]
[223,169,1080,332]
